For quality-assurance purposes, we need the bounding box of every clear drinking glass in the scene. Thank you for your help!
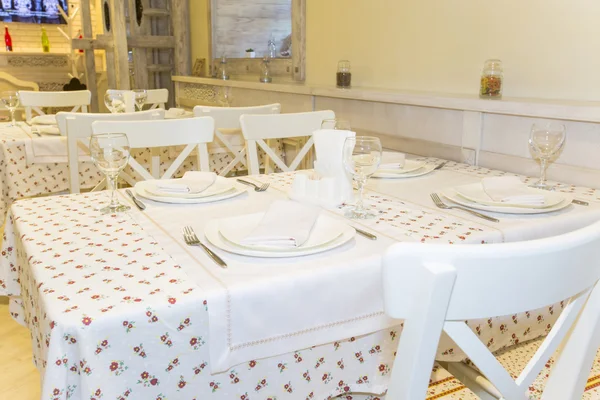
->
[528,122,566,190]
[89,133,131,214]
[321,118,351,130]
[104,91,125,114]
[343,136,382,219]
[1,91,19,127]
[132,89,148,111]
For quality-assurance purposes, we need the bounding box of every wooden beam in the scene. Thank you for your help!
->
[147,64,173,72]
[128,35,175,48]
[172,0,191,76]
[144,8,170,17]
[292,0,306,82]
[128,0,151,89]
[71,36,113,50]
[80,0,98,112]
[108,0,131,89]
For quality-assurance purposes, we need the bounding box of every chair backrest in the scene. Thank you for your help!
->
[382,220,600,400]
[193,103,281,176]
[0,72,38,92]
[61,109,165,194]
[240,110,335,175]
[91,117,215,182]
[19,90,91,121]
[108,88,169,110]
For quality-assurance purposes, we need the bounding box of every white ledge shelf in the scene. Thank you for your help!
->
[173,76,600,123]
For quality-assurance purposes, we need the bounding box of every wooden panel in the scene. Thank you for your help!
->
[211,57,292,77]
[128,35,175,48]
[108,0,131,89]
[291,0,305,81]
[81,0,99,111]
[172,0,191,76]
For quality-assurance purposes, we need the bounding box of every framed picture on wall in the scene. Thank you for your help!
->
[192,58,206,77]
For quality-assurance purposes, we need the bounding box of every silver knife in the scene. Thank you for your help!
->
[572,199,589,206]
[354,227,377,240]
[434,161,448,170]
[126,189,146,210]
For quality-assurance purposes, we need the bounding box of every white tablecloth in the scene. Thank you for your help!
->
[3,159,600,399]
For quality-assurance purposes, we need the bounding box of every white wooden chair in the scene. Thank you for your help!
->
[19,90,91,122]
[0,71,39,92]
[382,220,600,400]
[58,109,165,194]
[91,117,214,186]
[240,110,335,175]
[193,103,281,176]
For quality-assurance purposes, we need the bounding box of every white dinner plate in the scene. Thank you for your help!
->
[441,188,573,214]
[372,164,436,179]
[205,215,356,258]
[142,177,233,199]
[454,182,566,209]
[134,181,247,204]
[377,159,426,174]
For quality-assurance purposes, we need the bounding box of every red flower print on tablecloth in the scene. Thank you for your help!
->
[247,360,258,369]
[356,375,369,384]
[177,375,187,390]
[192,361,208,376]
[176,316,191,331]
[79,359,93,376]
[146,308,159,323]
[354,351,364,364]
[254,378,268,392]
[95,338,110,355]
[55,355,68,368]
[368,344,381,355]
[276,362,287,373]
[229,369,240,384]
[133,344,147,358]
[378,364,390,375]
[165,357,180,373]
[81,315,92,326]
[122,320,135,333]
[283,381,293,393]
[209,381,221,393]
[336,379,351,393]
[90,388,103,399]
[336,359,345,370]
[189,336,205,350]
[293,352,302,363]
[321,372,332,384]
[314,357,325,369]
[160,332,173,347]
[109,360,128,376]
[302,370,311,382]
[137,371,160,387]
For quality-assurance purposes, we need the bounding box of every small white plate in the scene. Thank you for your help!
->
[141,177,232,199]
[377,159,426,174]
[454,182,566,209]
[373,164,436,179]
[441,188,573,214]
[205,215,356,258]
[134,181,247,204]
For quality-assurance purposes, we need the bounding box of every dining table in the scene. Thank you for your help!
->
[0,120,284,223]
[2,155,600,400]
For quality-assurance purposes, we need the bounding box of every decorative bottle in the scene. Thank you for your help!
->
[218,56,230,80]
[77,29,83,53]
[267,35,277,59]
[4,26,12,52]
[479,59,503,99]
[41,28,50,53]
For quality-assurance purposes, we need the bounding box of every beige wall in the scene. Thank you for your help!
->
[190,0,600,101]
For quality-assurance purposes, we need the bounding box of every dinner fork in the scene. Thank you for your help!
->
[430,193,499,223]
[236,179,269,192]
[182,226,227,268]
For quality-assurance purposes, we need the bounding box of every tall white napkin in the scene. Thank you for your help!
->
[33,125,60,135]
[482,176,545,205]
[30,115,57,125]
[241,200,321,248]
[152,171,217,194]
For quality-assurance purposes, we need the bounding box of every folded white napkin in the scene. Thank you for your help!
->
[153,171,217,194]
[31,115,57,125]
[481,176,545,205]
[165,108,189,119]
[33,125,60,135]
[241,200,321,248]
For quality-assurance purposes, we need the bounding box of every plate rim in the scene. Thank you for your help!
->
[377,159,427,174]
[441,188,573,214]
[453,182,566,209]
[139,177,232,199]
[372,164,436,179]
[134,182,247,204]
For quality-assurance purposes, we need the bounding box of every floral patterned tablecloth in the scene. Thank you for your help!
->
[2,161,600,400]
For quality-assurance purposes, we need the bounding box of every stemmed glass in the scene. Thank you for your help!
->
[132,89,148,111]
[528,122,566,190]
[89,133,131,214]
[1,91,20,127]
[104,91,125,114]
[321,118,351,130]
[342,136,382,219]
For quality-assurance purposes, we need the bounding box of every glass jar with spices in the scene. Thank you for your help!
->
[336,60,352,88]
[479,59,503,99]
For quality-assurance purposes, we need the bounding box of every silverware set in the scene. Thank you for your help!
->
[183,225,228,268]
[430,193,500,223]
[236,179,269,192]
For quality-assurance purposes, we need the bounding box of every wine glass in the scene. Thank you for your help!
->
[528,122,566,190]
[1,91,19,127]
[89,133,131,214]
[132,89,148,111]
[104,91,125,114]
[342,136,382,219]
[321,118,351,130]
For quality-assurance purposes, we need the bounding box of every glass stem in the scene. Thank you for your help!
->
[107,174,119,209]
[10,109,15,126]
[540,158,548,185]
[355,176,367,212]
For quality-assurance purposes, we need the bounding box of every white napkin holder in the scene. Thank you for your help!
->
[289,129,355,208]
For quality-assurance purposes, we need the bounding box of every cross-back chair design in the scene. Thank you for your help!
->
[19,90,91,122]
[382,220,600,400]
[58,109,165,194]
[91,117,214,186]
[240,110,335,175]
[193,103,281,176]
